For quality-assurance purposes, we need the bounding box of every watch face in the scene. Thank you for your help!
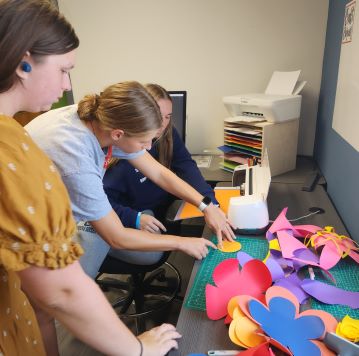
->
[202,196,212,205]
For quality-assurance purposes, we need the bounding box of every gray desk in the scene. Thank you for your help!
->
[194,154,326,186]
[170,183,348,356]
[193,155,233,184]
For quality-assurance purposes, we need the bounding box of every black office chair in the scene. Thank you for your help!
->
[95,250,181,334]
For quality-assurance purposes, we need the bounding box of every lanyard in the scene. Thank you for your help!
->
[103,145,113,169]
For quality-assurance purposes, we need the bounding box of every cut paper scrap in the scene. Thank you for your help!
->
[306,226,359,270]
[276,230,307,259]
[236,251,308,303]
[274,273,310,304]
[270,208,358,271]
[263,238,281,262]
[174,187,240,220]
[219,240,242,253]
[336,315,359,342]
[237,251,284,282]
[267,208,300,237]
[301,279,359,309]
[267,207,321,238]
[266,209,344,280]
[205,258,272,320]
[249,297,325,356]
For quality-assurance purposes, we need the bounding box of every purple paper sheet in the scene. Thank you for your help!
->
[275,273,309,304]
[301,279,359,309]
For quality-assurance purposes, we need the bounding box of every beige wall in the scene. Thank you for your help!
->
[59,0,328,155]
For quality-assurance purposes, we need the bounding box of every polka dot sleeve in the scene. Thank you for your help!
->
[0,115,83,271]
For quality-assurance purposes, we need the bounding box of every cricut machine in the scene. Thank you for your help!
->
[227,152,271,234]
[222,70,305,123]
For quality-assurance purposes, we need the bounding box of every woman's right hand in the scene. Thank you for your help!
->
[138,323,181,356]
[140,213,167,234]
[179,236,217,259]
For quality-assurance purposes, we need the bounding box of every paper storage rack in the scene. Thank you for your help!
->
[221,118,299,176]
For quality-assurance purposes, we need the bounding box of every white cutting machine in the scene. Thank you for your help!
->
[228,151,271,234]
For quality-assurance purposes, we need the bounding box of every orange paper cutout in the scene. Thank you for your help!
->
[219,240,242,253]
[175,188,240,220]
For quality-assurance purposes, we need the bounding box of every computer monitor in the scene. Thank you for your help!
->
[168,91,187,142]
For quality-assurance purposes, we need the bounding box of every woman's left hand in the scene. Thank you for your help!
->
[202,204,235,248]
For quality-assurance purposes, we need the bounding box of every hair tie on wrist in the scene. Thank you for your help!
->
[137,338,143,356]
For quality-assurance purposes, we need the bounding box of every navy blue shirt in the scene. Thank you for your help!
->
[103,128,217,228]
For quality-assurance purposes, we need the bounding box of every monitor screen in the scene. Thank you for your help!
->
[168,91,187,142]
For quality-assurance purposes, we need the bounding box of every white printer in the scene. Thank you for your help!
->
[222,70,305,123]
[223,93,301,123]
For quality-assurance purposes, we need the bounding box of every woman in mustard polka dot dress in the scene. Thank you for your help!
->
[0,1,180,355]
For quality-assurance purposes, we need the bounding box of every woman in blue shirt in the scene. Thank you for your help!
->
[27,81,235,277]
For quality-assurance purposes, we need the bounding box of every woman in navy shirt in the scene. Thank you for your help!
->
[104,83,218,234]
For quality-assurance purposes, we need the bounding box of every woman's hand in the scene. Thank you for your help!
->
[138,323,181,356]
[202,204,236,247]
[140,214,167,234]
[178,236,217,259]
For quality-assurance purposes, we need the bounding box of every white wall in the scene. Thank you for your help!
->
[59,0,328,155]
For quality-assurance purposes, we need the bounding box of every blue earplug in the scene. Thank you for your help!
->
[21,61,32,73]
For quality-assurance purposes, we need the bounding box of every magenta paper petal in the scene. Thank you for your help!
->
[277,230,307,259]
[319,243,342,270]
[349,250,359,264]
[292,224,321,237]
[267,208,300,236]
[301,279,359,308]
[268,208,291,234]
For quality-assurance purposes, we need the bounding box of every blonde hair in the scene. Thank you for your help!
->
[77,81,162,136]
[145,83,173,168]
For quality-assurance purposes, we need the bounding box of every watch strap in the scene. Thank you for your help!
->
[198,196,212,212]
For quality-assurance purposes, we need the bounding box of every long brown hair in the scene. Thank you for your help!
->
[0,0,79,93]
[145,83,173,168]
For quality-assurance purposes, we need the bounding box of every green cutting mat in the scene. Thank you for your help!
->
[184,236,269,311]
[185,235,359,321]
[308,257,359,320]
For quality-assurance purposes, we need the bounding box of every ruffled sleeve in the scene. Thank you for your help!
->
[0,115,83,271]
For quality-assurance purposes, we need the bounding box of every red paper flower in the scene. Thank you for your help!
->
[206,258,272,320]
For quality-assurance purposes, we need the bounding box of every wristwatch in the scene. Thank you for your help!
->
[198,196,212,212]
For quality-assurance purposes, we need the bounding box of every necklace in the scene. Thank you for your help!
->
[89,120,113,169]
